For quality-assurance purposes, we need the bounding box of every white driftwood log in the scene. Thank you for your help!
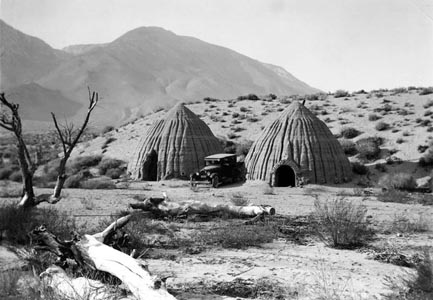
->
[32,215,177,300]
[130,196,276,218]
[75,235,176,300]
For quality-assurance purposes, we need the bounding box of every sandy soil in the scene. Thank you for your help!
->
[2,180,431,299]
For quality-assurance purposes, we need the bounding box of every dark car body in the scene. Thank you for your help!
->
[190,154,246,188]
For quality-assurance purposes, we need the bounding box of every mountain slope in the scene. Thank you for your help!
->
[0,19,67,89]
[37,27,318,125]
[1,21,319,127]
[4,83,82,121]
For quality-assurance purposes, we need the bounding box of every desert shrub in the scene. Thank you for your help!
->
[98,158,124,175]
[81,178,116,189]
[379,173,417,191]
[396,138,405,144]
[419,145,433,167]
[424,99,433,109]
[375,121,390,131]
[237,94,259,101]
[199,224,275,249]
[384,248,433,299]
[70,155,103,173]
[356,137,381,160]
[9,170,22,182]
[377,189,410,203]
[391,87,407,94]
[339,139,357,156]
[101,125,114,134]
[227,132,239,139]
[232,112,240,118]
[389,213,430,234]
[236,140,253,157]
[314,197,371,248]
[334,90,350,98]
[368,113,381,121]
[0,204,80,245]
[419,87,433,95]
[246,116,260,123]
[239,106,248,112]
[0,166,17,180]
[340,127,361,139]
[105,168,123,179]
[64,171,89,188]
[351,162,368,175]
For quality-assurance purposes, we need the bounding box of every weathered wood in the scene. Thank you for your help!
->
[77,235,176,300]
[32,215,176,299]
[130,197,276,218]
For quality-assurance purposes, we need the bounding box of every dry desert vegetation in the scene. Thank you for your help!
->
[1,87,433,300]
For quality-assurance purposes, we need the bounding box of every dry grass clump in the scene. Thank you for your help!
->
[384,248,433,300]
[419,87,433,95]
[199,224,276,249]
[351,162,369,175]
[368,113,381,121]
[375,121,390,131]
[0,204,82,245]
[379,173,417,191]
[389,213,430,234]
[340,127,361,139]
[314,197,371,249]
[80,178,116,189]
[356,137,382,160]
[334,90,350,98]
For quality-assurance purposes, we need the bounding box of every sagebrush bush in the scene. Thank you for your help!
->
[98,158,124,175]
[81,178,116,189]
[236,140,253,157]
[0,166,17,180]
[356,137,381,160]
[334,90,350,98]
[0,204,81,244]
[340,127,361,139]
[69,155,102,174]
[314,197,371,248]
[64,172,88,188]
[368,113,381,121]
[379,173,417,191]
[105,168,123,179]
[375,121,390,131]
[9,170,22,182]
[339,139,357,156]
[419,87,433,95]
[351,162,369,175]
[199,224,275,249]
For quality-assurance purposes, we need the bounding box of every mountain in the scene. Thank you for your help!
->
[1,21,319,127]
[4,83,82,122]
[0,20,68,90]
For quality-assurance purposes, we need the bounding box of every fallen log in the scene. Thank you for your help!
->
[31,215,177,300]
[130,196,276,218]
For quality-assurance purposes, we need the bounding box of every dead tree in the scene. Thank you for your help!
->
[0,93,36,207]
[0,88,99,207]
[31,215,177,300]
[50,88,99,202]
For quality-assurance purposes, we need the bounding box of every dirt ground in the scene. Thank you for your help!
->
[2,180,431,299]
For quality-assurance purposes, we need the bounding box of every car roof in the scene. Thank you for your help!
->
[205,153,236,160]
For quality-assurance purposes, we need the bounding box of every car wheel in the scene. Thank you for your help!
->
[212,175,219,188]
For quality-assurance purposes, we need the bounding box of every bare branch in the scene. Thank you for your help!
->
[51,112,67,155]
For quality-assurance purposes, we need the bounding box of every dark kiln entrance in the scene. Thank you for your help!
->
[141,150,158,181]
[274,165,296,187]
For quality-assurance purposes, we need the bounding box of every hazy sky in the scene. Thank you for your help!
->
[1,0,432,91]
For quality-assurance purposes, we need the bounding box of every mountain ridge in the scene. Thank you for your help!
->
[1,20,319,127]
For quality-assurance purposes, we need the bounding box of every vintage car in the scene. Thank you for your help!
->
[190,153,246,188]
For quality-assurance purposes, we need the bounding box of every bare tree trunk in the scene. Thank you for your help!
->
[52,158,68,200]
[16,141,35,207]
[31,215,177,300]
